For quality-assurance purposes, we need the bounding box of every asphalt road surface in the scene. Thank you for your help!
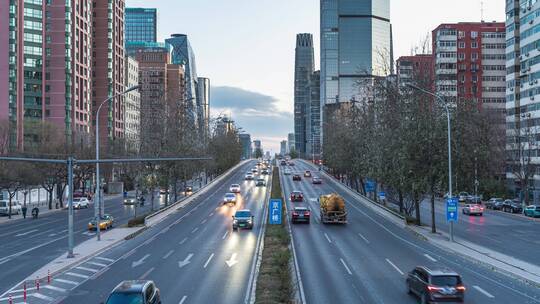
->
[282,160,540,304]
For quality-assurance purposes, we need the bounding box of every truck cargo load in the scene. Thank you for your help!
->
[319,194,347,224]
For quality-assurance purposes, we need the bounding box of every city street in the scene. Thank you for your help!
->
[282,160,540,304]
[0,161,269,304]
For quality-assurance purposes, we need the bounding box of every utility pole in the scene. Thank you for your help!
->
[67,157,75,258]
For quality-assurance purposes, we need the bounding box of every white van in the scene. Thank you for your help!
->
[0,200,22,215]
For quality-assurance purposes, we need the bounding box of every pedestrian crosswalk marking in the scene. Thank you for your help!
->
[94,257,114,262]
[65,272,89,279]
[75,266,99,273]
[43,285,66,292]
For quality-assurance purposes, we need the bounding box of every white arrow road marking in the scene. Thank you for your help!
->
[16,229,38,237]
[226,253,238,267]
[132,254,150,268]
[473,285,495,298]
[179,295,187,304]
[204,253,214,268]
[309,198,317,202]
[178,253,194,268]
[424,254,437,262]
[340,258,353,275]
[385,258,404,275]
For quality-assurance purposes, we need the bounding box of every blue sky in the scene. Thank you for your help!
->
[126,0,504,153]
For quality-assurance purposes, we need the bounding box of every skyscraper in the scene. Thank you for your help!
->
[280,140,287,156]
[294,33,315,157]
[320,0,392,105]
[288,133,295,153]
[239,133,252,159]
[197,77,210,140]
[307,71,321,160]
[125,8,158,56]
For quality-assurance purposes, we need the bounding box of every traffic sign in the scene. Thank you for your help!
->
[365,180,375,193]
[269,199,282,225]
[379,191,386,200]
[446,198,458,222]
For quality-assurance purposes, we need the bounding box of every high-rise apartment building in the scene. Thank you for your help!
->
[396,54,435,87]
[92,0,126,146]
[124,56,140,152]
[125,8,157,55]
[320,0,392,106]
[239,133,252,160]
[307,71,321,160]
[294,33,315,157]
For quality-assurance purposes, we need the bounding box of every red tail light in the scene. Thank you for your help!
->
[427,285,441,292]
[305,211,311,216]
[292,212,298,216]
[456,285,466,291]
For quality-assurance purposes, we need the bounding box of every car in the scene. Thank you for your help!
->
[465,195,482,204]
[304,170,312,177]
[245,173,254,180]
[291,206,310,223]
[502,199,523,213]
[283,169,292,175]
[406,266,465,304]
[184,186,193,193]
[88,214,114,231]
[72,197,90,209]
[0,200,22,215]
[232,209,254,230]
[280,160,287,165]
[223,193,237,205]
[290,191,304,202]
[159,188,169,195]
[230,184,241,193]
[252,168,258,173]
[288,162,295,166]
[485,198,503,210]
[255,178,266,187]
[462,204,483,216]
[292,174,302,181]
[123,196,137,205]
[312,176,322,184]
[105,280,161,304]
[458,192,469,203]
[524,205,540,217]
[261,169,269,175]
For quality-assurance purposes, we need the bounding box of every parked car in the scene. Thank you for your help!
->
[292,174,302,181]
[502,199,523,213]
[105,280,161,304]
[524,205,540,218]
[0,200,22,215]
[223,193,237,205]
[123,196,137,205]
[312,176,322,184]
[73,197,90,209]
[406,266,465,304]
[485,198,504,210]
[88,214,114,231]
[462,204,483,216]
[304,170,312,177]
[229,184,241,193]
[291,206,310,224]
[255,178,266,187]
[283,169,292,175]
[232,209,254,230]
[458,192,469,203]
[290,191,304,202]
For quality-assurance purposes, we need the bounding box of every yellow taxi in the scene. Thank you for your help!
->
[88,214,114,231]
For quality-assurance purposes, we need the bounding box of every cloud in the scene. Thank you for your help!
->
[210,86,292,152]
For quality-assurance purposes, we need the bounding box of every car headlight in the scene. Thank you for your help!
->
[247,219,252,223]
[233,220,238,224]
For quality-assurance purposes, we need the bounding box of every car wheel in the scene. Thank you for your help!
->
[406,282,413,295]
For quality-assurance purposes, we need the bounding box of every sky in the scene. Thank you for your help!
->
[126,0,505,153]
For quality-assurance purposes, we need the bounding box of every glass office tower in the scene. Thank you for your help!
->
[125,8,157,43]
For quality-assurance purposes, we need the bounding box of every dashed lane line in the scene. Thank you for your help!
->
[163,250,174,259]
[424,254,437,262]
[473,285,495,298]
[204,253,215,269]
[358,233,370,244]
[324,233,332,244]
[340,258,353,275]
[179,295,187,304]
[385,258,404,275]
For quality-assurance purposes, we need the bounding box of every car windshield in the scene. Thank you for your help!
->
[225,194,235,198]
[73,198,81,202]
[235,211,251,218]
[431,276,460,286]
[231,184,239,187]
[106,293,144,304]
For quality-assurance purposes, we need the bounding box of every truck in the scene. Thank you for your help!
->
[319,193,347,224]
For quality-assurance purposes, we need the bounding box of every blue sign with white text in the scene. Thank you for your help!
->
[365,180,375,193]
[446,198,458,222]
[269,199,282,225]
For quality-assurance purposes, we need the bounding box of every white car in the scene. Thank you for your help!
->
[223,193,237,205]
[283,169,292,175]
[462,204,483,216]
[72,197,90,209]
[0,200,22,215]
[230,184,241,193]
[245,173,254,180]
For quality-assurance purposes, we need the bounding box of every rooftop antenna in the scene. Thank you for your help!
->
[480,1,484,22]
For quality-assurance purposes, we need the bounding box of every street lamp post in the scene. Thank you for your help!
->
[95,85,140,241]
[407,84,455,242]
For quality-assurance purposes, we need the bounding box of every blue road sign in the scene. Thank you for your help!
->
[269,199,282,225]
[379,191,386,200]
[365,180,375,193]
[446,198,458,222]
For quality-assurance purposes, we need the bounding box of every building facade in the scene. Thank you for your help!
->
[124,56,140,152]
[239,133,252,160]
[92,0,126,147]
[280,140,287,156]
[125,8,157,44]
[294,33,315,157]
[253,140,262,155]
[396,54,435,87]
[288,133,295,153]
[307,71,321,160]
[197,77,210,140]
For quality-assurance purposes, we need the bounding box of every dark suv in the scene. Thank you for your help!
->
[406,266,465,303]
[502,199,523,213]
[105,280,161,304]
[233,209,254,230]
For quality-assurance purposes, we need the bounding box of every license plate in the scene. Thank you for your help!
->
[239,224,245,227]
[299,214,304,217]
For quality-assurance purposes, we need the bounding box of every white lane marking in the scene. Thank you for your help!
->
[43,285,66,292]
[222,231,229,240]
[191,227,199,233]
[75,266,99,273]
[209,212,214,217]
[15,229,38,237]
[48,233,57,237]
[82,231,95,236]
[161,226,170,234]
[179,295,187,304]
[31,293,54,301]
[0,295,24,301]
[139,267,155,280]
[225,253,238,267]
[204,253,215,268]
[424,254,437,262]
[0,258,11,265]
[11,287,37,293]
[123,249,137,259]
[132,254,151,268]
[340,258,353,275]
[324,233,332,243]
[163,250,174,259]
[65,272,89,279]
[473,285,495,298]
[87,261,108,267]
[358,233,370,244]
[201,219,207,224]
[178,253,194,268]
[95,257,114,262]
[179,237,188,245]
[385,258,404,275]
[54,278,78,286]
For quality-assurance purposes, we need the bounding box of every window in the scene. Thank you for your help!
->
[458,53,465,60]
[458,31,465,38]
[471,53,478,60]
[471,31,478,38]
[458,41,465,48]
[471,41,478,48]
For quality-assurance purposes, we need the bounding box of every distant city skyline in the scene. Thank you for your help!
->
[126,0,504,151]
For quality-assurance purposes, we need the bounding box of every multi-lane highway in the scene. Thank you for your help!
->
[282,160,540,304]
[8,160,269,304]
